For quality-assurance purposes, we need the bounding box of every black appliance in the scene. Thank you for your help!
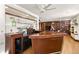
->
[15,37,32,54]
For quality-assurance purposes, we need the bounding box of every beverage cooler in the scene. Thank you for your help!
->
[15,37,31,54]
[15,37,22,54]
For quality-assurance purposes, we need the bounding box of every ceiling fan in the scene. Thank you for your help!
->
[38,4,56,13]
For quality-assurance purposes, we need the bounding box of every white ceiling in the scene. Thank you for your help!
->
[18,4,79,21]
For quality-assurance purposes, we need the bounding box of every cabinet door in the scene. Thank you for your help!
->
[0,5,5,53]
[40,23,46,31]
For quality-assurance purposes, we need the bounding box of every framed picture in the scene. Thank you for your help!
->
[10,17,16,27]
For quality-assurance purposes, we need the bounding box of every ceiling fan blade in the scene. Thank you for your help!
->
[45,7,56,10]
[44,4,52,9]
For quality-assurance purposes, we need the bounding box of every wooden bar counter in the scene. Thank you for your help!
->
[29,31,66,54]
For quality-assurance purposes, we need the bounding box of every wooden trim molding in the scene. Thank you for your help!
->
[5,12,36,21]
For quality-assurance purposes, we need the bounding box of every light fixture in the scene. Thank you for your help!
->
[26,14,29,17]
[5,6,8,9]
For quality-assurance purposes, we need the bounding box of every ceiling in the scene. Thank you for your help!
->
[18,4,79,21]
[5,5,36,21]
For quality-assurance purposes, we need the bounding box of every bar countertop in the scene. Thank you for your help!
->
[29,31,66,39]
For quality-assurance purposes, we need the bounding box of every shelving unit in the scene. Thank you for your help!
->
[70,16,79,40]
[39,20,70,34]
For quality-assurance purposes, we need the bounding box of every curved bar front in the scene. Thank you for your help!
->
[29,31,66,54]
